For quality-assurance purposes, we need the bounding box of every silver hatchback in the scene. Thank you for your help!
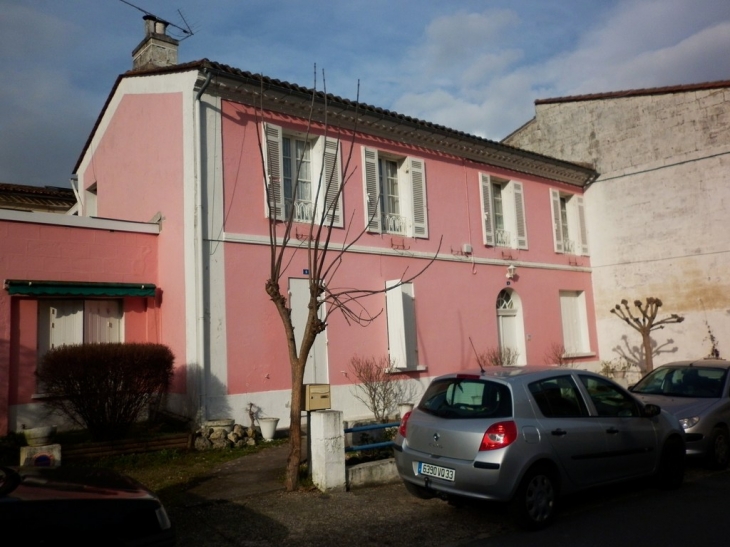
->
[394,366,685,529]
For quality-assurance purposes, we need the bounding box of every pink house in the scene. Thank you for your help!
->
[0,19,599,434]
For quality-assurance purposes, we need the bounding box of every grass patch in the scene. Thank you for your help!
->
[68,439,288,505]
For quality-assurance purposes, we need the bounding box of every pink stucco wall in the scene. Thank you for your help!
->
[220,101,598,397]
[0,219,159,434]
[80,91,187,393]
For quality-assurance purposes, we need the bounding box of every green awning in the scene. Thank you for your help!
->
[4,280,156,297]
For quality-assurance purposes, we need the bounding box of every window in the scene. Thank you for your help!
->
[263,122,343,227]
[529,376,588,418]
[362,148,428,238]
[559,291,590,356]
[479,174,527,249]
[579,375,641,417]
[38,300,123,357]
[419,378,512,419]
[550,189,588,255]
[386,281,419,370]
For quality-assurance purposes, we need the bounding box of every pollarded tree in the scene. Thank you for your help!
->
[256,71,440,491]
[610,297,685,372]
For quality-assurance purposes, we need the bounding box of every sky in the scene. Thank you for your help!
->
[3,0,730,188]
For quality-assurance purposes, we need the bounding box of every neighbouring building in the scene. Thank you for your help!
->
[504,81,730,367]
[1,17,599,434]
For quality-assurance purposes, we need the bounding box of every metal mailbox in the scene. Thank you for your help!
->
[303,383,331,411]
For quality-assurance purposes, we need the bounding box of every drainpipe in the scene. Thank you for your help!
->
[194,70,212,424]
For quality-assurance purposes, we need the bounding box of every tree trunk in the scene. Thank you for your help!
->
[285,356,305,491]
[642,332,654,372]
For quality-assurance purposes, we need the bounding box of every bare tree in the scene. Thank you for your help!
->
[255,71,440,490]
[543,342,575,367]
[476,346,519,368]
[349,355,420,423]
[610,297,685,372]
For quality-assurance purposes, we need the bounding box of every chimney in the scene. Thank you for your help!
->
[132,15,179,70]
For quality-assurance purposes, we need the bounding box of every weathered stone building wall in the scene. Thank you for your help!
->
[505,85,730,368]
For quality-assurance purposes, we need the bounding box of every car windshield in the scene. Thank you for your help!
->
[418,377,512,419]
[632,366,727,398]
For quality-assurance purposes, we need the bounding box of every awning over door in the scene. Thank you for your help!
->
[4,280,156,297]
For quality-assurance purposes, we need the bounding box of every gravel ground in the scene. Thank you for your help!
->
[168,482,514,546]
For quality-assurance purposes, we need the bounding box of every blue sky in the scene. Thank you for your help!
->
[3,0,730,187]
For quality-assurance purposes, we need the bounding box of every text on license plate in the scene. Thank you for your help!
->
[418,462,455,481]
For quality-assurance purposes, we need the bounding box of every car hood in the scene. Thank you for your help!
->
[1,466,157,502]
[635,393,717,417]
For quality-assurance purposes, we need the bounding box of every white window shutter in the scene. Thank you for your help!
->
[577,196,589,256]
[84,300,122,343]
[479,173,495,246]
[513,181,528,249]
[323,137,343,227]
[362,147,381,232]
[386,280,417,370]
[263,122,285,221]
[550,188,564,253]
[410,158,428,238]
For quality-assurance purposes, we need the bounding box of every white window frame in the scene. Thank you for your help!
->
[550,188,588,256]
[386,281,419,370]
[559,290,591,356]
[362,147,428,238]
[479,174,527,249]
[262,122,343,227]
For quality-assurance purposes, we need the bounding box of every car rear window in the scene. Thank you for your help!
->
[418,377,512,419]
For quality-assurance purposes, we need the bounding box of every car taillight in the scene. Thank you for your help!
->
[479,421,517,451]
[398,411,412,437]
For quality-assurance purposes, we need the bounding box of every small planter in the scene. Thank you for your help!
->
[24,426,57,447]
[258,417,279,441]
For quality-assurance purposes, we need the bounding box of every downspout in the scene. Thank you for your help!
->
[194,70,212,423]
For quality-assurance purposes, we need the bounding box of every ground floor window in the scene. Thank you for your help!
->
[37,299,123,356]
[559,291,590,356]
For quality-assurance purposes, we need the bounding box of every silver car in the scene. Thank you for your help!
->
[630,359,730,469]
[394,366,685,530]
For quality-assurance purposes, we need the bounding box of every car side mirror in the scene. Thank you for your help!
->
[643,403,661,418]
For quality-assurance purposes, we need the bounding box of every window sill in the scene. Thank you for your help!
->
[390,365,427,373]
[563,352,595,359]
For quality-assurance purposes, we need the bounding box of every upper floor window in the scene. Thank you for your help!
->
[362,147,428,238]
[550,189,588,256]
[479,174,527,249]
[263,122,343,227]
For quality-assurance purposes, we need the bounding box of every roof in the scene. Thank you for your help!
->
[0,182,76,213]
[535,79,730,105]
[75,59,598,187]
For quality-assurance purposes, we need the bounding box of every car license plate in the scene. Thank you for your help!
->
[418,462,455,481]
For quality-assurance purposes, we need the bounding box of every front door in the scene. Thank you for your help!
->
[289,278,328,385]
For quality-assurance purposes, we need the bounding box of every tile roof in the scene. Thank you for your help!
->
[535,79,730,105]
[74,59,598,186]
[0,182,76,213]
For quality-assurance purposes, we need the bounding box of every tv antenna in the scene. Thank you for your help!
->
[119,0,196,41]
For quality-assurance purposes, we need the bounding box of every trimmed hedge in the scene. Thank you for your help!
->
[37,343,174,441]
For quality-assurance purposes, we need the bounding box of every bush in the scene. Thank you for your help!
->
[37,343,174,441]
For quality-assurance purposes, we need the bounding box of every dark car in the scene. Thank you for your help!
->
[0,466,175,546]
[394,366,685,530]
[630,359,730,469]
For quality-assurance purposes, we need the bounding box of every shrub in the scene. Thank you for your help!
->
[476,346,519,368]
[37,343,174,441]
[349,355,420,423]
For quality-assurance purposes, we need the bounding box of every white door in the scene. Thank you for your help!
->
[496,289,526,366]
[289,278,328,384]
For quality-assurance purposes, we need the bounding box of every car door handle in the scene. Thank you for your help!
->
[551,429,568,436]
[606,427,619,434]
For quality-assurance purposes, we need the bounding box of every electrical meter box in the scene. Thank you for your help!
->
[303,384,331,411]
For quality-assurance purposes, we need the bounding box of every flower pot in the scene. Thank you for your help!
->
[24,426,57,447]
[258,417,279,441]
[398,403,414,418]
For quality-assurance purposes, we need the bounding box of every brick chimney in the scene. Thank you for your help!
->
[132,15,179,70]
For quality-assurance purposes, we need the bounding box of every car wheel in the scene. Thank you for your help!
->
[706,427,730,470]
[655,437,685,490]
[402,480,435,499]
[510,465,558,531]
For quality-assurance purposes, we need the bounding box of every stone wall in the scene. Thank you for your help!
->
[506,86,730,367]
